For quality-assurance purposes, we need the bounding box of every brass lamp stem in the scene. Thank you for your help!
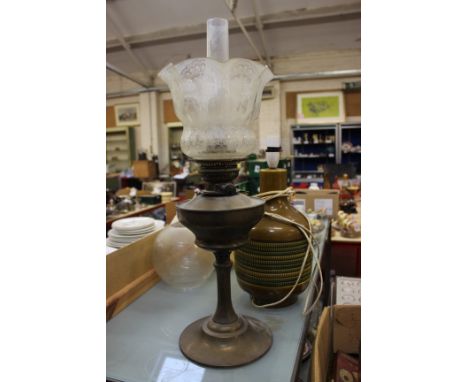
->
[212,250,238,324]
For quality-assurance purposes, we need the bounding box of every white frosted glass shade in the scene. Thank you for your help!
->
[158,58,274,160]
[152,222,213,290]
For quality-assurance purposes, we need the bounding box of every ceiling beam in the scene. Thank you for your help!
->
[107,6,154,84]
[106,69,361,99]
[106,62,152,88]
[106,3,361,53]
[251,0,272,68]
[224,0,266,65]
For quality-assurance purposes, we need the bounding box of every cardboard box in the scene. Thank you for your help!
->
[293,189,340,219]
[312,305,361,382]
[133,160,157,179]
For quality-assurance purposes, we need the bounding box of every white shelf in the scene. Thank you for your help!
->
[292,178,324,183]
[293,142,335,146]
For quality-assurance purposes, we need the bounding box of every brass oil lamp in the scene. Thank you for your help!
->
[158,17,274,367]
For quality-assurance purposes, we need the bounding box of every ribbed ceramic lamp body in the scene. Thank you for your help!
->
[234,169,311,307]
[158,58,273,160]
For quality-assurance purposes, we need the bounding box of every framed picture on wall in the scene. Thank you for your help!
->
[115,103,140,126]
[296,92,345,124]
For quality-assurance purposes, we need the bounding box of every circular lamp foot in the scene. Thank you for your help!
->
[179,315,272,367]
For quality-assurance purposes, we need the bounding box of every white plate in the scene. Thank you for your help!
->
[113,224,159,235]
[109,220,164,238]
[113,219,165,235]
[112,217,156,232]
[115,220,165,235]
[106,238,128,249]
[109,224,164,240]
[106,221,164,248]
[109,227,155,238]
[107,235,142,244]
[112,227,155,236]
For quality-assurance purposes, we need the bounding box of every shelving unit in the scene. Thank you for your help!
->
[168,124,183,162]
[168,123,185,176]
[291,125,338,187]
[106,127,136,172]
[291,123,361,186]
[340,123,361,174]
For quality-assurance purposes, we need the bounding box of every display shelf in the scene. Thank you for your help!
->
[291,125,337,132]
[106,150,129,155]
[291,124,338,188]
[106,127,136,172]
[291,123,361,184]
[292,178,323,183]
[293,143,335,146]
[167,124,186,175]
[107,138,127,142]
[294,155,335,158]
[339,123,361,175]
[294,170,324,174]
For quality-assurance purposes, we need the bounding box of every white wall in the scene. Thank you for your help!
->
[258,80,281,151]
[157,92,176,174]
[138,91,159,158]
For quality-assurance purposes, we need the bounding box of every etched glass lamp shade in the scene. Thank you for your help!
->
[158,20,273,161]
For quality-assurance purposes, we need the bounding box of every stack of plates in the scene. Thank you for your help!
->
[107,217,164,249]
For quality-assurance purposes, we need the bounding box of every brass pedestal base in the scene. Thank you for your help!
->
[179,315,272,367]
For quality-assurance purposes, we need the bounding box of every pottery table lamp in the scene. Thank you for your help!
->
[158,17,274,367]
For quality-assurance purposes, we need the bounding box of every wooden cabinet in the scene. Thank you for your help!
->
[163,100,180,123]
[344,90,361,117]
[331,241,361,277]
[107,106,116,128]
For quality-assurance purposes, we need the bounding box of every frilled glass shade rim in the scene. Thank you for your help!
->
[159,57,273,83]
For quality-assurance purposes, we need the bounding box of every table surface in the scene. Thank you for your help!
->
[106,221,328,382]
[331,232,361,243]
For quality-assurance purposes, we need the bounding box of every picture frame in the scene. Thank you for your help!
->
[115,103,140,126]
[296,91,345,124]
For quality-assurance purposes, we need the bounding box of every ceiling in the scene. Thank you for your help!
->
[106,0,360,83]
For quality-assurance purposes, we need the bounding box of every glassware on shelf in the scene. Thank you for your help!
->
[152,221,214,290]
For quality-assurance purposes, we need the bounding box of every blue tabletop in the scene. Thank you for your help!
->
[107,221,328,382]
